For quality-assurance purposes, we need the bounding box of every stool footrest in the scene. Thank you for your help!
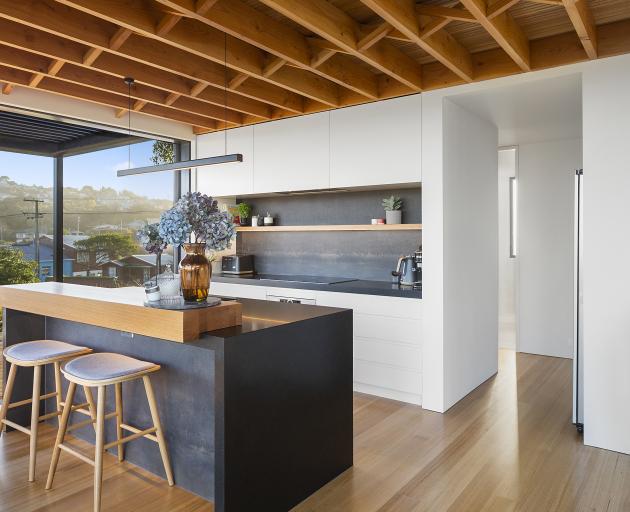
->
[104,427,157,450]
[121,423,158,443]
[39,410,62,421]
[8,391,58,409]
[58,443,95,466]
[2,419,31,436]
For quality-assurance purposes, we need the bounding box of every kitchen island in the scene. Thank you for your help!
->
[0,283,353,512]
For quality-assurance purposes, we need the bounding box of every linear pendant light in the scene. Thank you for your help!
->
[117,33,241,178]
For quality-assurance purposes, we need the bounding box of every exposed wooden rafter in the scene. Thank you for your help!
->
[361,0,474,82]
[459,0,531,71]
[562,0,598,59]
[0,0,624,134]
[258,0,424,92]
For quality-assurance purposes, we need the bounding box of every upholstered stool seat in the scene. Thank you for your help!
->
[4,340,91,364]
[64,353,156,382]
[0,340,93,482]
[47,352,173,512]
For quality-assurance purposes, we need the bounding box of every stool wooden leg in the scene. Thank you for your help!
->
[84,386,98,433]
[94,385,106,512]
[28,365,42,482]
[0,363,17,434]
[114,382,124,462]
[143,376,174,486]
[54,362,63,416]
[46,381,76,490]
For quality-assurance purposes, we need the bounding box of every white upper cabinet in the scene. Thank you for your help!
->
[330,95,422,187]
[196,126,254,197]
[253,112,330,194]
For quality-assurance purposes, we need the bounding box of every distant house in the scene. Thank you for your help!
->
[99,254,174,285]
[39,234,89,274]
[14,232,34,245]
[9,240,73,281]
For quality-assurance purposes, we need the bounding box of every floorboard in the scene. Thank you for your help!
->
[1,350,629,512]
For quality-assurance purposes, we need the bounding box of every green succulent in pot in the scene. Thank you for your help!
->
[382,195,403,225]
[237,202,253,226]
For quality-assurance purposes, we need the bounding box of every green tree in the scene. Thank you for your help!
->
[151,141,175,165]
[0,247,39,285]
[74,232,138,266]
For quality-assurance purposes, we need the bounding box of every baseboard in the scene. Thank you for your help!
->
[353,382,422,406]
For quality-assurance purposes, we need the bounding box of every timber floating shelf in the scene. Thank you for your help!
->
[237,224,422,232]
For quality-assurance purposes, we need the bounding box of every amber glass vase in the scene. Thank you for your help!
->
[179,242,211,302]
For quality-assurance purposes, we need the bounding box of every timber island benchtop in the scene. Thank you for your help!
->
[0,282,245,343]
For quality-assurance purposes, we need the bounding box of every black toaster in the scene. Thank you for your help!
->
[221,254,255,274]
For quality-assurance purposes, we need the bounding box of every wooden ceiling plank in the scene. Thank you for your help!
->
[82,47,102,66]
[194,0,220,16]
[361,0,473,82]
[459,0,531,71]
[311,48,337,68]
[487,0,522,20]
[57,0,342,106]
[262,56,287,78]
[155,0,379,101]
[165,91,181,105]
[47,59,65,76]
[109,27,133,51]
[562,0,598,59]
[419,18,452,39]
[259,0,422,91]
[1,82,12,94]
[0,2,294,115]
[28,73,45,87]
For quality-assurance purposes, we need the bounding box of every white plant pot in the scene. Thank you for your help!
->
[386,210,402,224]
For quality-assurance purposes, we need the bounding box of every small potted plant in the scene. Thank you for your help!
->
[236,202,252,226]
[382,195,403,224]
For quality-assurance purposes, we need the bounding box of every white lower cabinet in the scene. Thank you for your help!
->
[209,281,423,405]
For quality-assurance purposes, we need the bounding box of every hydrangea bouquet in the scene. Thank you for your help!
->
[158,192,236,250]
[137,222,168,283]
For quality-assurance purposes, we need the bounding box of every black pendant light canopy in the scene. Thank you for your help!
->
[117,35,242,178]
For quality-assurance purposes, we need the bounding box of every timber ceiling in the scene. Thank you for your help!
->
[0,0,628,135]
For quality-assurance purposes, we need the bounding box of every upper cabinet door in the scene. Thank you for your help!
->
[330,95,422,188]
[196,126,254,197]
[253,112,330,194]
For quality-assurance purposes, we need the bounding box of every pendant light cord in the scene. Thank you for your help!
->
[128,78,131,168]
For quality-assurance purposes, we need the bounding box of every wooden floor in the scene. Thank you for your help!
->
[2,350,630,512]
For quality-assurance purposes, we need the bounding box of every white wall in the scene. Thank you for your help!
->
[517,138,581,359]
[582,54,630,455]
[442,100,499,409]
[498,148,516,350]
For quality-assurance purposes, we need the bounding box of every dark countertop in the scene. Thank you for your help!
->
[213,273,422,299]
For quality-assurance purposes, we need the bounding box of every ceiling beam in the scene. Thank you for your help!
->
[156,0,381,100]
[0,63,220,130]
[56,0,343,107]
[1,81,12,94]
[0,0,302,114]
[357,22,393,52]
[459,0,531,71]
[562,0,597,59]
[258,0,423,91]
[361,0,474,82]
[0,43,245,124]
[0,12,280,118]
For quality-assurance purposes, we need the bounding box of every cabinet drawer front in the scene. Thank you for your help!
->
[317,291,421,319]
[355,337,421,371]
[354,314,421,345]
[354,360,422,395]
[210,282,267,300]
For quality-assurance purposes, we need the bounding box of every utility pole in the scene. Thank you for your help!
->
[77,215,80,234]
[23,198,45,278]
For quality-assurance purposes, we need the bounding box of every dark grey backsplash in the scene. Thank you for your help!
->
[238,187,421,225]
[236,188,422,282]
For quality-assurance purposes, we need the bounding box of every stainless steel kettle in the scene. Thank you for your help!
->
[392,247,422,286]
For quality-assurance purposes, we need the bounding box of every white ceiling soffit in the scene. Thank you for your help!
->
[448,74,582,146]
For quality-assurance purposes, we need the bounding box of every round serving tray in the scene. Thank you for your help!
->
[144,296,222,310]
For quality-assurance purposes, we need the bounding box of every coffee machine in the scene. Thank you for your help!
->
[392,246,422,286]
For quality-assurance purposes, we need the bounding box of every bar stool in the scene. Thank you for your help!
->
[46,352,174,512]
[0,340,93,482]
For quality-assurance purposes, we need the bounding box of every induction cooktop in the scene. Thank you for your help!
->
[219,273,357,285]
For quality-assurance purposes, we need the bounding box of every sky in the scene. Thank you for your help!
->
[0,140,173,200]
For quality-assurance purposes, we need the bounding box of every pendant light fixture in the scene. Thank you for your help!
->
[117,33,242,177]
